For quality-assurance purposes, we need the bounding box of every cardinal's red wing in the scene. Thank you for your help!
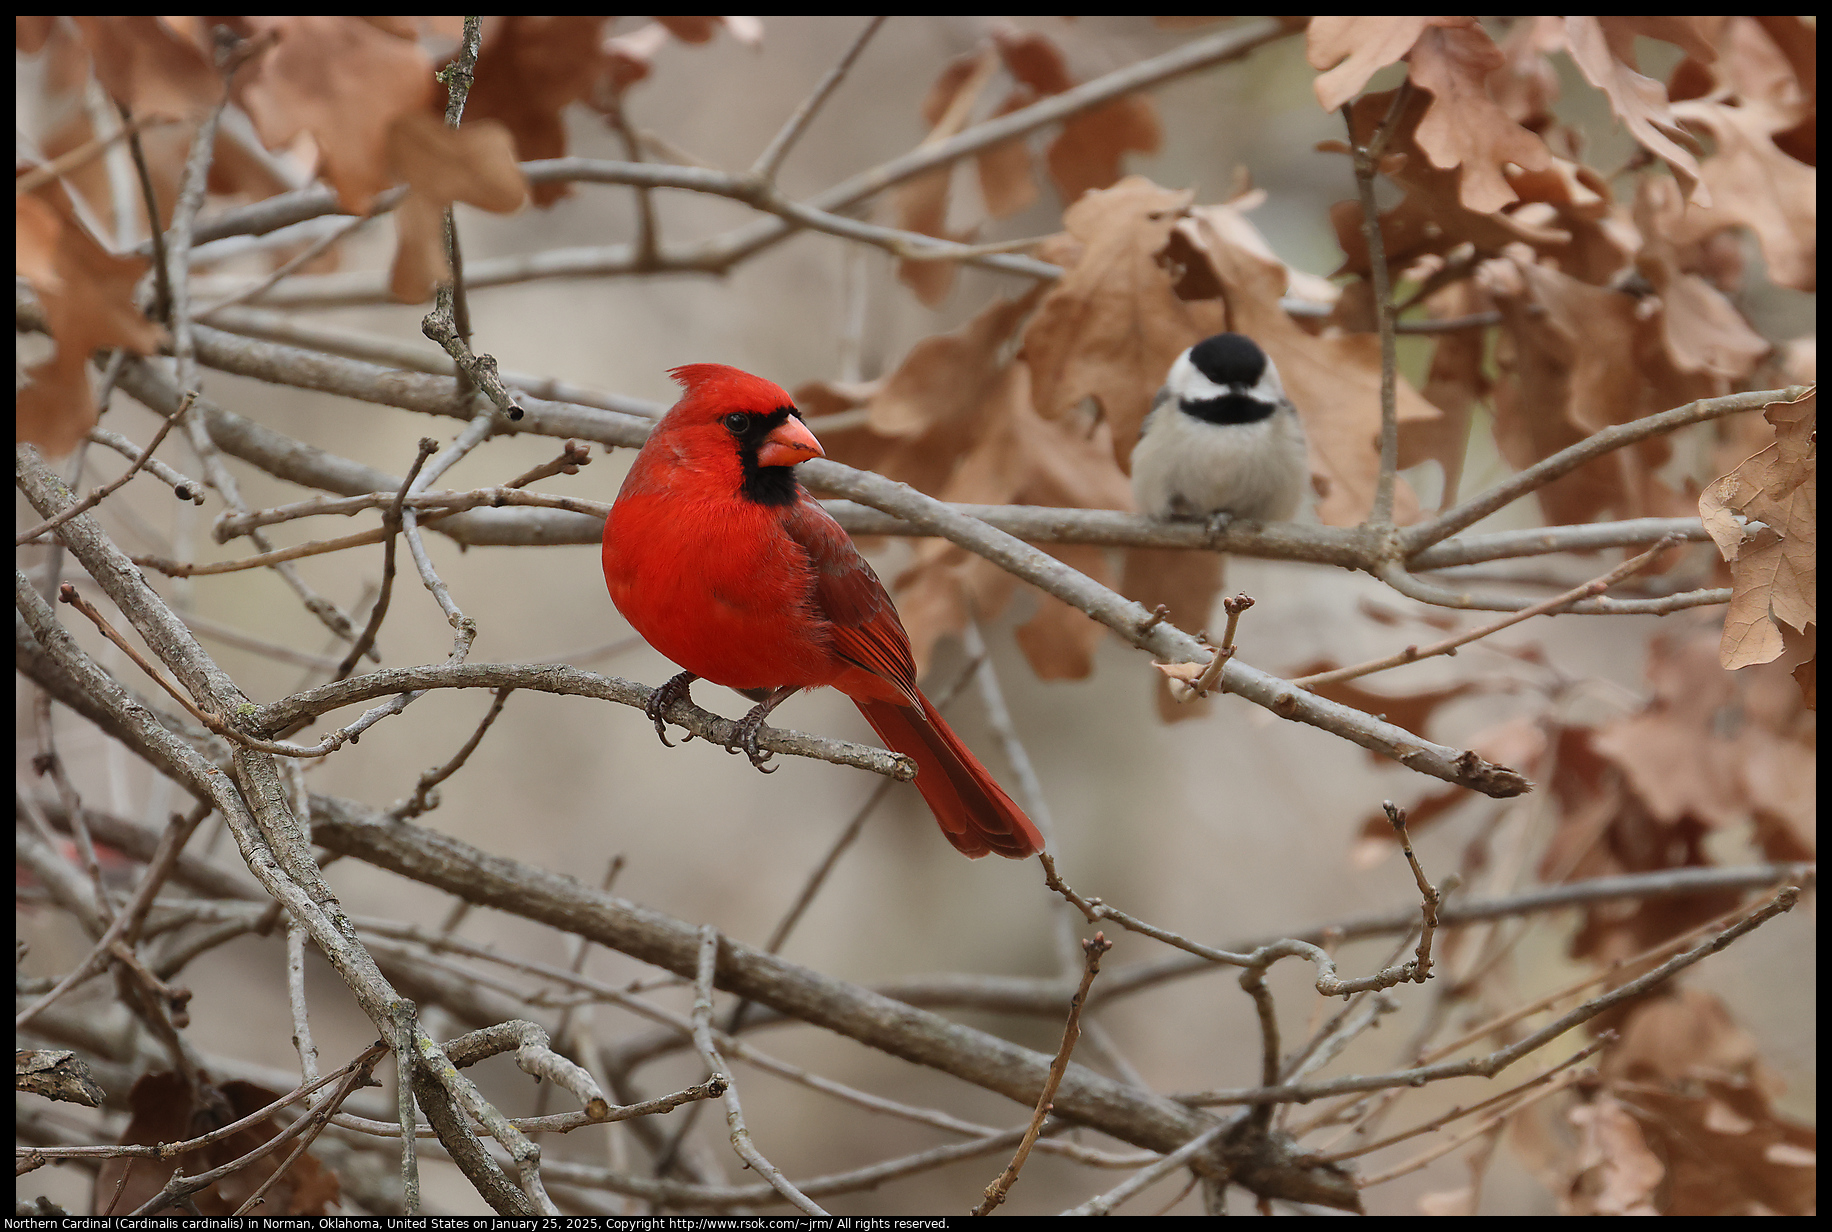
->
[778,496,920,702]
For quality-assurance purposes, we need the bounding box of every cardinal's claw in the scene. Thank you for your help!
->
[727,716,777,772]
[646,671,699,748]
[724,709,779,773]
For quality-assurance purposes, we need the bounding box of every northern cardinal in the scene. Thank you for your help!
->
[602,364,1044,860]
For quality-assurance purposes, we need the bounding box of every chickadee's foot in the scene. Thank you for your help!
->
[1206,509,1235,538]
[646,671,699,747]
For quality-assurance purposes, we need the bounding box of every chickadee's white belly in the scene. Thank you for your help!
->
[1131,405,1309,523]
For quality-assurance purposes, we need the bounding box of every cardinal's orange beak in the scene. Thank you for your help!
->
[756,413,824,467]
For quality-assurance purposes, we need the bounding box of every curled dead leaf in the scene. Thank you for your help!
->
[1698,393,1815,669]
[385,111,529,302]
[16,189,164,455]
[1020,177,1224,469]
[450,16,610,206]
[235,15,434,213]
[1408,21,1554,214]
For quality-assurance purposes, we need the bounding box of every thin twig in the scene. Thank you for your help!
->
[194,210,376,317]
[54,583,342,760]
[327,438,437,685]
[749,17,887,184]
[387,686,514,821]
[25,1044,386,1165]
[1172,887,1799,1107]
[130,1047,381,1216]
[1063,1122,1230,1217]
[1405,386,1812,553]
[975,932,1111,1215]
[1293,537,1682,688]
[1309,1035,1607,1165]
[229,1054,378,1215]
[83,424,205,504]
[690,926,828,1215]
[1344,83,1412,530]
[18,112,181,196]
[17,394,198,546]
[1351,1067,1577,1188]
[418,19,521,421]
[14,803,208,1030]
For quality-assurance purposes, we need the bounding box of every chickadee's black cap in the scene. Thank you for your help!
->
[1188,333,1267,388]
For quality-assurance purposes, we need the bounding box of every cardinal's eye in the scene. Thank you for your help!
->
[722,413,750,434]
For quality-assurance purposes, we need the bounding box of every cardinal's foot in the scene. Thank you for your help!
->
[646,671,699,747]
[728,704,780,773]
[721,689,795,773]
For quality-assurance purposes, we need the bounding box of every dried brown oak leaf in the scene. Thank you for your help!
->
[814,290,1128,679]
[73,15,221,118]
[894,48,997,306]
[1307,16,1461,112]
[1404,284,1490,504]
[1592,625,1764,831]
[1127,547,1222,722]
[1562,1093,1665,1215]
[1489,15,1565,128]
[93,1073,339,1216]
[974,89,1042,220]
[1669,96,1817,294]
[816,289,1039,497]
[1350,714,1545,865]
[446,16,610,207]
[892,359,1131,681]
[988,26,1161,207]
[1170,203,1436,526]
[653,16,763,47]
[1407,20,1555,214]
[60,18,230,236]
[1578,988,1818,1216]
[385,111,529,303]
[1632,179,1771,382]
[1562,16,1710,204]
[1700,392,1816,670]
[235,16,433,213]
[1021,177,1225,470]
[1488,260,1711,527]
[16,188,164,455]
[1328,89,1577,282]
[1536,618,1812,958]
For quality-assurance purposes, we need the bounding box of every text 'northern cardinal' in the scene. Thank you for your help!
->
[602,364,1044,860]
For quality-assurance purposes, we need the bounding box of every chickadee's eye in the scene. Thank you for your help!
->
[722,413,749,434]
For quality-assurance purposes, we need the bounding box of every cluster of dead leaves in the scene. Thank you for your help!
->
[91,1072,339,1216]
[1334,611,1815,1212]
[1356,614,1811,958]
[1508,987,1816,1215]
[891,24,1162,305]
[1316,17,1812,525]
[17,16,753,452]
[1308,17,1814,682]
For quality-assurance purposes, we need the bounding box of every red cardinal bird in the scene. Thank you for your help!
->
[603,364,1044,860]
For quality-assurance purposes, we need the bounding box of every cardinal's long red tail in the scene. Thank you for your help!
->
[852,694,1044,859]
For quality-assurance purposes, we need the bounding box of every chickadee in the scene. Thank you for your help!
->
[1130,333,1309,527]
